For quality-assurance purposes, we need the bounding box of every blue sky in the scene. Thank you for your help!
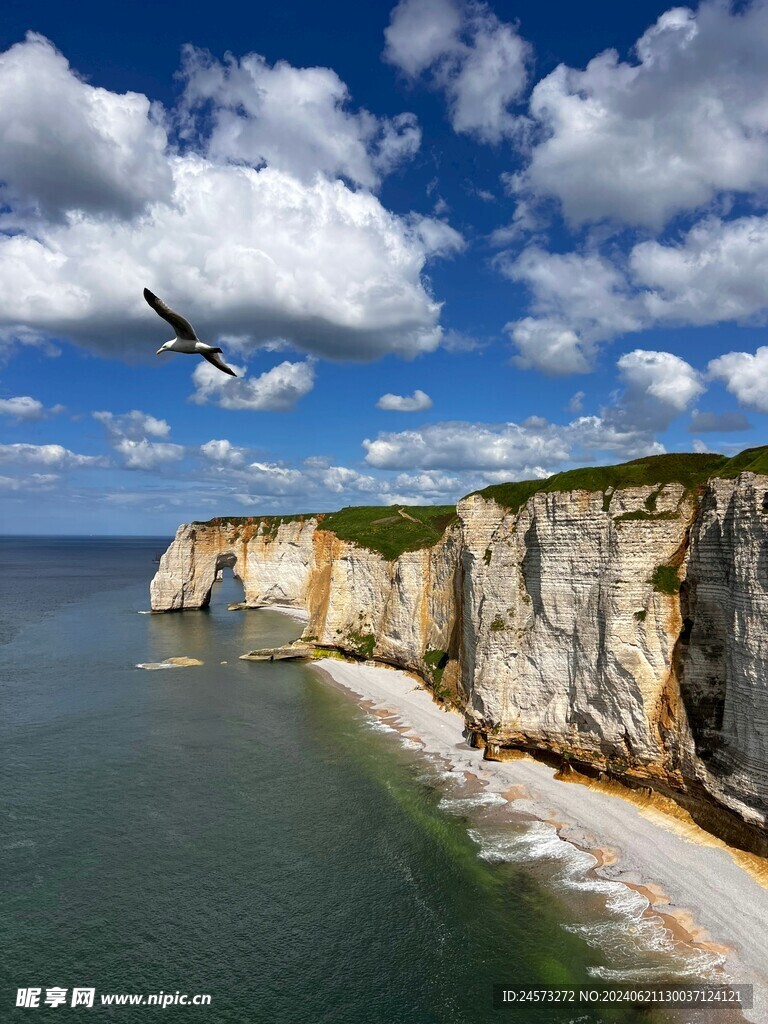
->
[2,0,768,534]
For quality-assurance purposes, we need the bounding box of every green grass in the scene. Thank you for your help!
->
[714,446,768,479]
[649,564,681,595]
[424,648,449,688]
[645,488,661,512]
[344,631,376,658]
[319,504,457,561]
[613,509,677,524]
[191,512,318,529]
[474,452,730,513]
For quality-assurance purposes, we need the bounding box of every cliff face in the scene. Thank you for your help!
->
[680,476,768,827]
[304,526,460,686]
[150,517,318,612]
[457,483,693,773]
[150,472,768,837]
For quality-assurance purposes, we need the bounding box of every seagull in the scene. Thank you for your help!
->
[144,288,237,376]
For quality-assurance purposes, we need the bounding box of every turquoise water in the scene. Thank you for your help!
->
[1,538,721,1022]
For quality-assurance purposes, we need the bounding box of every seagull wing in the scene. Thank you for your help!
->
[144,288,197,341]
[202,350,238,377]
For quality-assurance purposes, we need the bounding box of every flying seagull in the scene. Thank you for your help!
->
[144,288,237,376]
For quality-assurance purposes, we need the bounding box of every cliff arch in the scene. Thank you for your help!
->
[199,551,242,608]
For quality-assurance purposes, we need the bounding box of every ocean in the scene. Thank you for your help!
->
[0,537,730,1022]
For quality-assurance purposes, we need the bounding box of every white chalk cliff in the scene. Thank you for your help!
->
[150,466,768,847]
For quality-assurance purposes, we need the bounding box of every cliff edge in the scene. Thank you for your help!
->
[150,448,768,848]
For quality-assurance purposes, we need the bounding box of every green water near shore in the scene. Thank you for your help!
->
[1,538,715,1022]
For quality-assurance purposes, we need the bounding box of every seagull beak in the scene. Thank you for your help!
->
[156,348,164,355]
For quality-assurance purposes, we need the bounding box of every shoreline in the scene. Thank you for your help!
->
[310,657,768,1024]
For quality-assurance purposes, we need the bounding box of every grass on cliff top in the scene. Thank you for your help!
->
[191,513,319,528]
[473,452,732,513]
[716,446,768,478]
[319,504,457,561]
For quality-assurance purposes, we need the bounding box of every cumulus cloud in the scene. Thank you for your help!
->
[200,439,248,466]
[385,0,530,142]
[363,414,662,473]
[501,214,768,369]
[0,36,458,364]
[0,158,454,361]
[605,350,704,432]
[0,395,63,420]
[502,247,642,372]
[191,359,316,411]
[93,408,182,469]
[377,389,433,411]
[629,214,768,326]
[0,33,170,220]
[507,317,593,375]
[0,443,103,468]
[179,45,420,189]
[516,2,768,230]
[688,409,751,433]
[113,438,185,470]
[708,346,768,413]
[93,409,171,440]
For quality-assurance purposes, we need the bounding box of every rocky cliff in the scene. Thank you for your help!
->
[150,451,768,846]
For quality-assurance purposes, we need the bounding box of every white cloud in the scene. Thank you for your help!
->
[93,408,181,469]
[384,0,463,77]
[502,246,642,373]
[629,214,768,325]
[606,350,704,432]
[0,395,63,420]
[363,414,662,472]
[0,158,452,362]
[517,3,768,229]
[501,216,768,369]
[0,326,61,360]
[200,439,248,466]
[0,33,170,219]
[0,37,457,364]
[507,317,593,375]
[0,472,59,491]
[191,359,315,411]
[377,389,433,411]
[179,45,420,189]
[567,390,585,414]
[93,409,171,440]
[114,438,185,471]
[385,0,530,142]
[708,346,768,413]
[0,442,102,468]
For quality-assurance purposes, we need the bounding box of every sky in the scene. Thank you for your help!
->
[2,0,768,534]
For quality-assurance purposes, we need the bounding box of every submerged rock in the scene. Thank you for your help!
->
[135,656,204,670]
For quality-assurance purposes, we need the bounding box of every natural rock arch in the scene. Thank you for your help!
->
[201,551,243,608]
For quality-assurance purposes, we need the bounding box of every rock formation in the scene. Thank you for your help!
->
[150,455,768,846]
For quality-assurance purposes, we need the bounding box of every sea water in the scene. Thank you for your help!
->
[0,538,733,1022]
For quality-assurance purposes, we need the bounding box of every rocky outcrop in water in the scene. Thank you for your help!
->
[150,468,768,843]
